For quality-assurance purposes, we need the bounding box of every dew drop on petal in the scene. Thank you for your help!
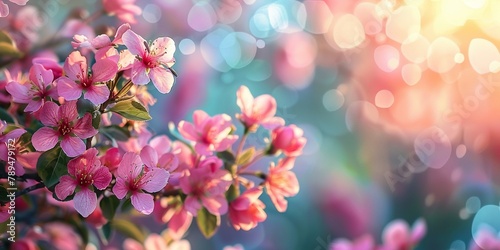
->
[401,64,422,86]
[427,37,459,73]
[374,45,400,72]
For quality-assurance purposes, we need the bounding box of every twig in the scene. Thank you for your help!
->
[16,182,45,197]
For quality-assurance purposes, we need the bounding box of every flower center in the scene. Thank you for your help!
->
[76,169,94,187]
[58,119,72,136]
[143,55,159,69]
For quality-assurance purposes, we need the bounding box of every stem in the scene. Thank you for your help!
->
[16,182,45,197]
[160,189,181,197]
[235,131,249,160]
[238,151,264,173]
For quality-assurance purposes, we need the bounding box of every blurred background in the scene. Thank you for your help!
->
[8,0,500,249]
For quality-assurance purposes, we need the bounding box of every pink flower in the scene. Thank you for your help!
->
[228,187,267,231]
[103,0,141,24]
[6,63,57,112]
[10,239,37,250]
[32,101,98,157]
[270,125,307,157]
[122,30,176,94]
[154,198,193,240]
[265,157,299,212]
[179,163,231,216]
[178,110,238,155]
[112,152,170,214]
[0,122,39,175]
[381,219,426,250]
[236,85,284,131]
[99,147,122,173]
[57,51,117,105]
[72,23,130,51]
[0,0,28,17]
[54,148,112,217]
[329,235,375,250]
[0,119,25,143]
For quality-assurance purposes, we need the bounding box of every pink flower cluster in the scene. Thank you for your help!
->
[0,4,307,247]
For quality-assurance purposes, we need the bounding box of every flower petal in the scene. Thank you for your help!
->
[122,30,147,56]
[112,178,128,199]
[236,86,253,116]
[92,59,118,82]
[149,67,174,94]
[72,113,98,139]
[140,167,169,193]
[73,188,97,217]
[83,84,110,105]
[0,2,9,18]
[30,63,54,89]
[117,152,144,180]
[58,100,79,122]
[40,102,59,127]
[92,167,112,190]
[131,62,150,85]
[140,145,158,168]
[64,51,87,81]
[177,121,198,141]
[131,192,154,215]
[6,81,30,103]
[60,136,86,157]
[54,175,76,200]
[57,77,82,101]
[32,127,59,152]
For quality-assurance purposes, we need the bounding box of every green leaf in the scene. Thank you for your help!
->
[0,42,22,58]
[100,196,120,220]
[0,186,9,203]
[36,147,70,188]
[110,100,151,121]
[99,125,131,141]
[101,222,113,241]
[112,218,145,242]
[120,198,133,213]
[76,98,97,117]
[225,184,239,202]
[0,108,14,123]
[217,151,236,173]
[0,31,14,44]
[196,207,220,239]
[236,147,255,166]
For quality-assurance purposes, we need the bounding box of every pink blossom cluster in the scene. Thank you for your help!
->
[0,3,306,246]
